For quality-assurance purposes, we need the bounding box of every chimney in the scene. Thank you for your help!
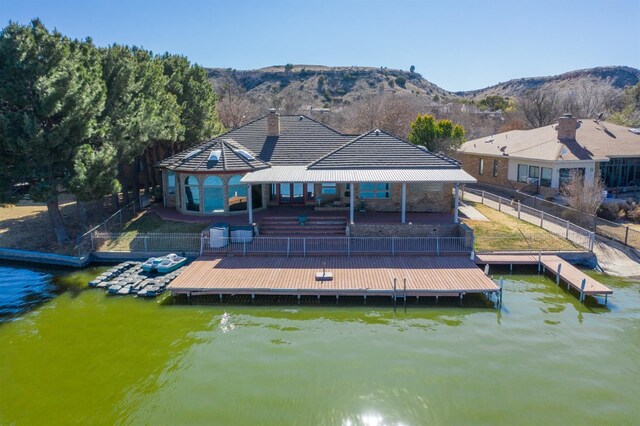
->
[557,113,577,140]
[267,108,280,137]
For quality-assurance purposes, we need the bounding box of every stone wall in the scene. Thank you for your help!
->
[348,223,464,237]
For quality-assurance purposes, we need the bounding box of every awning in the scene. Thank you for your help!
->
[240,166,477,184]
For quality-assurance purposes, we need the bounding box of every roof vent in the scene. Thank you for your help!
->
[629,128,640,135]
[184,149,203,160]
[417,146,429,152]
[374,129,380,136]
[485,136,494,144]
[235,149,255,161]
[208,149,221,162]
[299,115,304,120]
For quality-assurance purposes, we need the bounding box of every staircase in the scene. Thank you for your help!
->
[259,216,347,236]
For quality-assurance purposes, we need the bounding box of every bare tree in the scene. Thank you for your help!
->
[217,95,258,130]
[561,169,605,215]
[517,88,560,128]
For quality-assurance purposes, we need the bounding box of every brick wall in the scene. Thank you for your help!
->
[456,153,510,186]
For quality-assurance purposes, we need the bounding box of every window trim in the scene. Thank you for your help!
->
[492,160,499,177]
[479,158,484,175]
[517,164,528,183]
[359,182,391,199]
[321,182,337,195]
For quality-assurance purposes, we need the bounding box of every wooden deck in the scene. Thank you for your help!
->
[475,254,612,298]
[168,256,499,298]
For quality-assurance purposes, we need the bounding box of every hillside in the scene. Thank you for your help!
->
[207,65,455,111]
[456,66,640,101]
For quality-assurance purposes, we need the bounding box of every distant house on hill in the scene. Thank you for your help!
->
[158,109,474,223]
[456,114,640,196]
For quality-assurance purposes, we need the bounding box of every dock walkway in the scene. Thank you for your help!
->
[168,255,499,300]
[475,253,612,301]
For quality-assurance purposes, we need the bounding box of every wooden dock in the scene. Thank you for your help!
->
[475,253,612,302]
[168,256,500,300]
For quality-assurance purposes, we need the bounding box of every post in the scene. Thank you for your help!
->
[589,232,595,252]
[453,183,459,224]
[625,226,630,246]
[403,278,407,313]
[144,236,148,252]
[247,184,253,224]
[436,238,440,256]
[481,190,485,204]
[565,220,570,239]
[580,278,586,302]
[90,232,94,252]
[517,201,521,219]
[287,238,290,257]
[350,182,355,224]
[393,278,397,312]
[401,183,407,224]
[556,263,562,285]
[540,211,544,228]
[498,196,502,212]
[537,252,542,273]
[303,238,306,257]
[200,234,204,256]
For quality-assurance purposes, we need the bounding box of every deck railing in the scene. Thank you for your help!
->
[202,236,472,257]
[91,232,472,257]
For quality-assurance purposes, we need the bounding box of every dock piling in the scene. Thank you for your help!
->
[556,263,562,285]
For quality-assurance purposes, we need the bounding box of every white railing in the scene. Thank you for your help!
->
[203,236,472,257]
[464,188,595,251]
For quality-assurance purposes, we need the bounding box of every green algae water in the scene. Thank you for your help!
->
[0,265,639,425]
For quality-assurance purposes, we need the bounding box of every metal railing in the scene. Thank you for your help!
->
[464,188,595,251]
[202,236,472,257]
[92,232,201,254]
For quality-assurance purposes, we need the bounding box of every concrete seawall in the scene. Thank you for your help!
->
[0,248,90,268]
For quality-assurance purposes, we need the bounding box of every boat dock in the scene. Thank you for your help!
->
[167,256,500,303]
[475,253,613,303]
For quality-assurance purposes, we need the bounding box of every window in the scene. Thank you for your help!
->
[306,183,315,200]
[493,160,499,177]
[479,158,484,175]
[203,176,223,212]
[359,182,391,199]
[528,166,540,182]
[270,184,277,201]
[559,168,585,188]
[517,164,528,183]
[321,183,336,195]
[167,171,176,195]
[540,167,552,187]
[228,175,247,212]
[184,175,200,212]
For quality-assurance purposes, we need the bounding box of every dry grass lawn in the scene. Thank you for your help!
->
[463,202,579,252]
[95,211,209,252]
[0,198,82,255]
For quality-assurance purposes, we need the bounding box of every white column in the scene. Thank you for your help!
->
[349,182,355,224]
[247,184,253,224]
[401,183,406,224]
[453,183,459,224]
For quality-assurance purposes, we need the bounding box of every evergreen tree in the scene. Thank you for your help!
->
[0,20,106,243]
[408,114,465,154]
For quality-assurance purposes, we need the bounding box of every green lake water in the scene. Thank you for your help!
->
[0,265,639,425]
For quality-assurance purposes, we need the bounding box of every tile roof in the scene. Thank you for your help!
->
[157,139,270,172]
[459,120,640,162]
[308,129,461,169]
[222,115,351,165]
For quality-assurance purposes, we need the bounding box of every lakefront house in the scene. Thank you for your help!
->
[457,114,640,197]
[158,109,475,228]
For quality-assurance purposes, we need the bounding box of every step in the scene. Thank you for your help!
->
[260,230,347,236]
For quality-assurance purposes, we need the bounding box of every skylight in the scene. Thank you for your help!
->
[208,149,221,162]
[184,149,203,160]
[235,149,255,161]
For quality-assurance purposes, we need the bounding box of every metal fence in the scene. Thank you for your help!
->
[89,234,472,257]
[92,232,202,254]
[203,236,472,256]
[464,188,595,251]
[466,186,640,250]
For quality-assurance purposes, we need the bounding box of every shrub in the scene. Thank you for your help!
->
[395,76,406,88]
[627,206,640,223]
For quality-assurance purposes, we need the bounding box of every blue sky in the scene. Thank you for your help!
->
[2,0,639,91]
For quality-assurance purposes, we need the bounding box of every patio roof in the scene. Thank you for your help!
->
[240,166,477,184]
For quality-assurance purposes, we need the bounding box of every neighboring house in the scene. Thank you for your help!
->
[158,110,475,223]
[457,114,640,197]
